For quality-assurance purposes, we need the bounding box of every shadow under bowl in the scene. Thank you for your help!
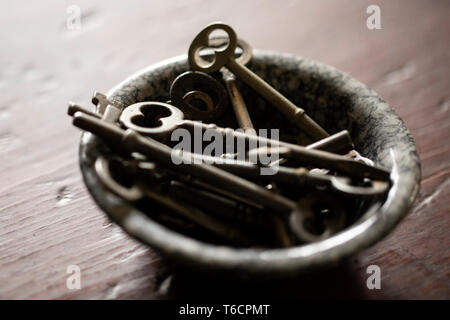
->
[78,50,421,277]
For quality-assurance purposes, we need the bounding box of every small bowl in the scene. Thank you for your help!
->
[78,51,421,277]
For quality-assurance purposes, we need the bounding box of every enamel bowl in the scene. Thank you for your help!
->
[78,51,421,277]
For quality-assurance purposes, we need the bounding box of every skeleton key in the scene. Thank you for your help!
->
[165,147,388,197]
[211,163,389,197]
[188,22,329,142]
[118,101,349,153]
[81,99,348,154]
[70,99,352,156]
[117,102,389,181]
[94,156,254,245]
[290,192,347,242]
[169,71,228,122]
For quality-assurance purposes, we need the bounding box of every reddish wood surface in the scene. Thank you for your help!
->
[0,0,448,299]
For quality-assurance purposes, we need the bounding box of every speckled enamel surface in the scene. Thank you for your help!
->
[78,51,421,277]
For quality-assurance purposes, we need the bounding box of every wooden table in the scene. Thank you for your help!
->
[0,0,448,299]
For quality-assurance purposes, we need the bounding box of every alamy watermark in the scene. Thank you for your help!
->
[66,5,81,30]
[170,126,280,175]
[366,265,381,289]
[66,265,81,290]
[366,5,382,30]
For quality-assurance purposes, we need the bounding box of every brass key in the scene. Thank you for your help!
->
[70,101,353,155]
[188,22,329,142]
[163,150,389,197]
[211,164,389,197]
[117,101,389,181]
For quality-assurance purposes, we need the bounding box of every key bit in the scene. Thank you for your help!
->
[68,102,98,118]
[92,91,121,115]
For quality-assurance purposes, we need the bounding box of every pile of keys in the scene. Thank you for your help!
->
[68,22,391,248]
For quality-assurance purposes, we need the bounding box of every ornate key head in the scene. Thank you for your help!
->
[188,22,238,73]
[290,192,346,242]
[119,102,184,138]
[169,71,228,122]
[208,36,253,66]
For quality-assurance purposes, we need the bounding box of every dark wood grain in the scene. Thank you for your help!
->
[0,0,448,299]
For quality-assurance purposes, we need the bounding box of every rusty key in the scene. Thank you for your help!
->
[188,22,329,142]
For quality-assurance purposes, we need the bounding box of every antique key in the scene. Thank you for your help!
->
[71,98,385,182]
[165,146,388,197]
[188,22,329,142]
[118,101,389,181]
[211,163,389,197]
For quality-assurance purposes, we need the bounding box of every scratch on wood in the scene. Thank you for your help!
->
[380,63,417,86]
[56,186,73,207]
[414,177,449,215]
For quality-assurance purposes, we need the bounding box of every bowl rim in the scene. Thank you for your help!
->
[79,50,421,275]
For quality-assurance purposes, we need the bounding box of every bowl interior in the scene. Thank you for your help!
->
[79,51,420,276]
